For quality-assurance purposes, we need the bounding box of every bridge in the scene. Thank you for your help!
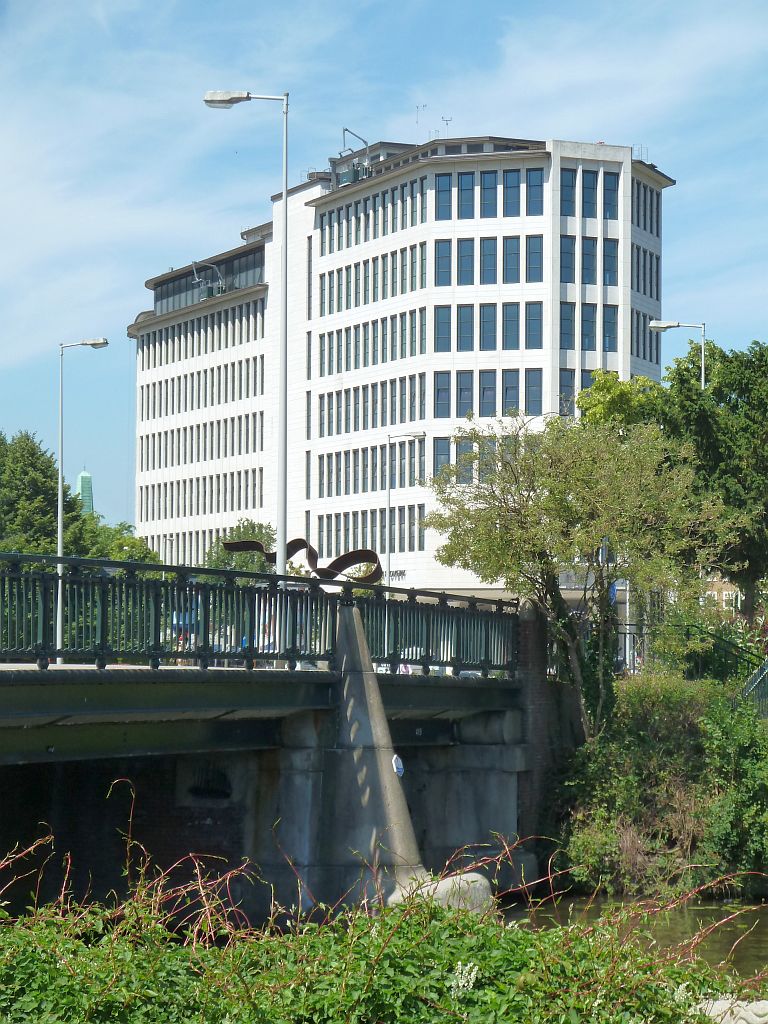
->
[0,553,565,915]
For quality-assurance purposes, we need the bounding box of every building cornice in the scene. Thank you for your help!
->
[144,239,267,291]
[305,146,549,209]
[127,281,268,339]
[631,159,676,188]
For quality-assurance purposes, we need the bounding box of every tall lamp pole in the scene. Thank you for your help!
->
[385,431,426,587]
[204,89,289,578]
[57,338,109,662]
[649,320,706,389]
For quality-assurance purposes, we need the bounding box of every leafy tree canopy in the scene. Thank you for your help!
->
[577,370,665,426]
[579,340,768,620]
[0,431,154,565]
[0,431,82,554]
[204,518,276,575]
[427,416,725,737]
[78,514,159,564]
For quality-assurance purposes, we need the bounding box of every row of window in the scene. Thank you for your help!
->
[315,440,426,499]
[139,468,264,525]
[631,244,661,300]
[434,302,543,350]
[435,169,543,219]
[146,531,219,566]
[559,303,618,352]
[631,179,662,236]
[316,311,426,375]
[138,300,266,372]
[434,368,542,417]
[319,178,428,255]
[317,232,552,316]
[317,166,549,257]
[560,168,619,219]
[315,297,548,372]
[139,412,265,473]
[318,244,427,315]
[139,355,266,422]
[632,310,661,364]
[316,506,426,560]
[315,375,427,439]
[433,236,543,287]
[445,235,540,285]
[560,236,619,286]
[314,365,547,439]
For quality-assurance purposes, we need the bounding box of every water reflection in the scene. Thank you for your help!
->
[506,898,768,978]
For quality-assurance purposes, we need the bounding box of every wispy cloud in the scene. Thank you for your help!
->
[0,0,765,522]
[0,0,359,369]
[384,0,768,145]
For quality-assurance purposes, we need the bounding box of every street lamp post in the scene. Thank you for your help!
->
[204,89,289,578]
[385,431,426,587]
[649,320,706,389]
[57,338,109,663]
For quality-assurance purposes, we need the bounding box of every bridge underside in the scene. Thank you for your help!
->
[0,666,521,763]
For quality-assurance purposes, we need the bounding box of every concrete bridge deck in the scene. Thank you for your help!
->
[0,662,521,763]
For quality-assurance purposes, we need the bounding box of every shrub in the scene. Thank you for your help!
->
[0,893,726,1022]
[561,671,768,896]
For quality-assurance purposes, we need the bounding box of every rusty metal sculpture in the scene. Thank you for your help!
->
[223,537,384,585]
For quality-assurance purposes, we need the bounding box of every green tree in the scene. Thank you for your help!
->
[0,431,83,554]
[580,342,768,622]
[78,513,160,564]
[427,417,722,738]
[577,370,665,426]
[204,518,276,575]
[664,340,768,622]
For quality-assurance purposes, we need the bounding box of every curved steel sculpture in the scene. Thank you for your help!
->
[223,537,384,585]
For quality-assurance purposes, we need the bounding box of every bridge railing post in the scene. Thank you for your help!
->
[36,568,53,669]
[147,579,163,670]
[94,575,110,670]
[196,581,211,669]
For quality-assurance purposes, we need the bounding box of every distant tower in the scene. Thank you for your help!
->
[76,470,94,514]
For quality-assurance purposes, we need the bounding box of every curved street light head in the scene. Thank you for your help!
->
[204,91,252,108]
[83,338,109,349]
[649,320,680,332]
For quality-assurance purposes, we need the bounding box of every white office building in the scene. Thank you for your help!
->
[129,135,673,589]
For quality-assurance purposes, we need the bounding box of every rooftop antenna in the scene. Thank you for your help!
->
[416,104,427,129]
[441,115,452,138]
[342,127,370,167]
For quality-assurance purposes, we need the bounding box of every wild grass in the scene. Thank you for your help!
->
[0,824,761,1023]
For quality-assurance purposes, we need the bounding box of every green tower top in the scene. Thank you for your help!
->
[76,470,94,514]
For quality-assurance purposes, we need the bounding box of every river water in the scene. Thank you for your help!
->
[507,899,768,978]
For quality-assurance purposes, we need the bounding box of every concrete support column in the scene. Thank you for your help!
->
[312,602,426,904]
[313,603,492,911]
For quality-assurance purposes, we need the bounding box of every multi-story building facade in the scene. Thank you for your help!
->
[129,135,673,589]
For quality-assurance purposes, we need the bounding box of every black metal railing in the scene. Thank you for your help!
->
[616,623,764,683]
[358,592,518,676]
[0,553,519,677]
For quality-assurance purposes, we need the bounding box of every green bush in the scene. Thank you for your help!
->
[0,897,724,1022]
[561,671,768,896]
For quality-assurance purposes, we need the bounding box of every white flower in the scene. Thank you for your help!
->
[450,960,479,1002]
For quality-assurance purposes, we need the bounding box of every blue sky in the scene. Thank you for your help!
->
[1,0,766,525]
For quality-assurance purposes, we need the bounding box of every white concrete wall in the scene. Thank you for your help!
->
[132,137,672,591]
